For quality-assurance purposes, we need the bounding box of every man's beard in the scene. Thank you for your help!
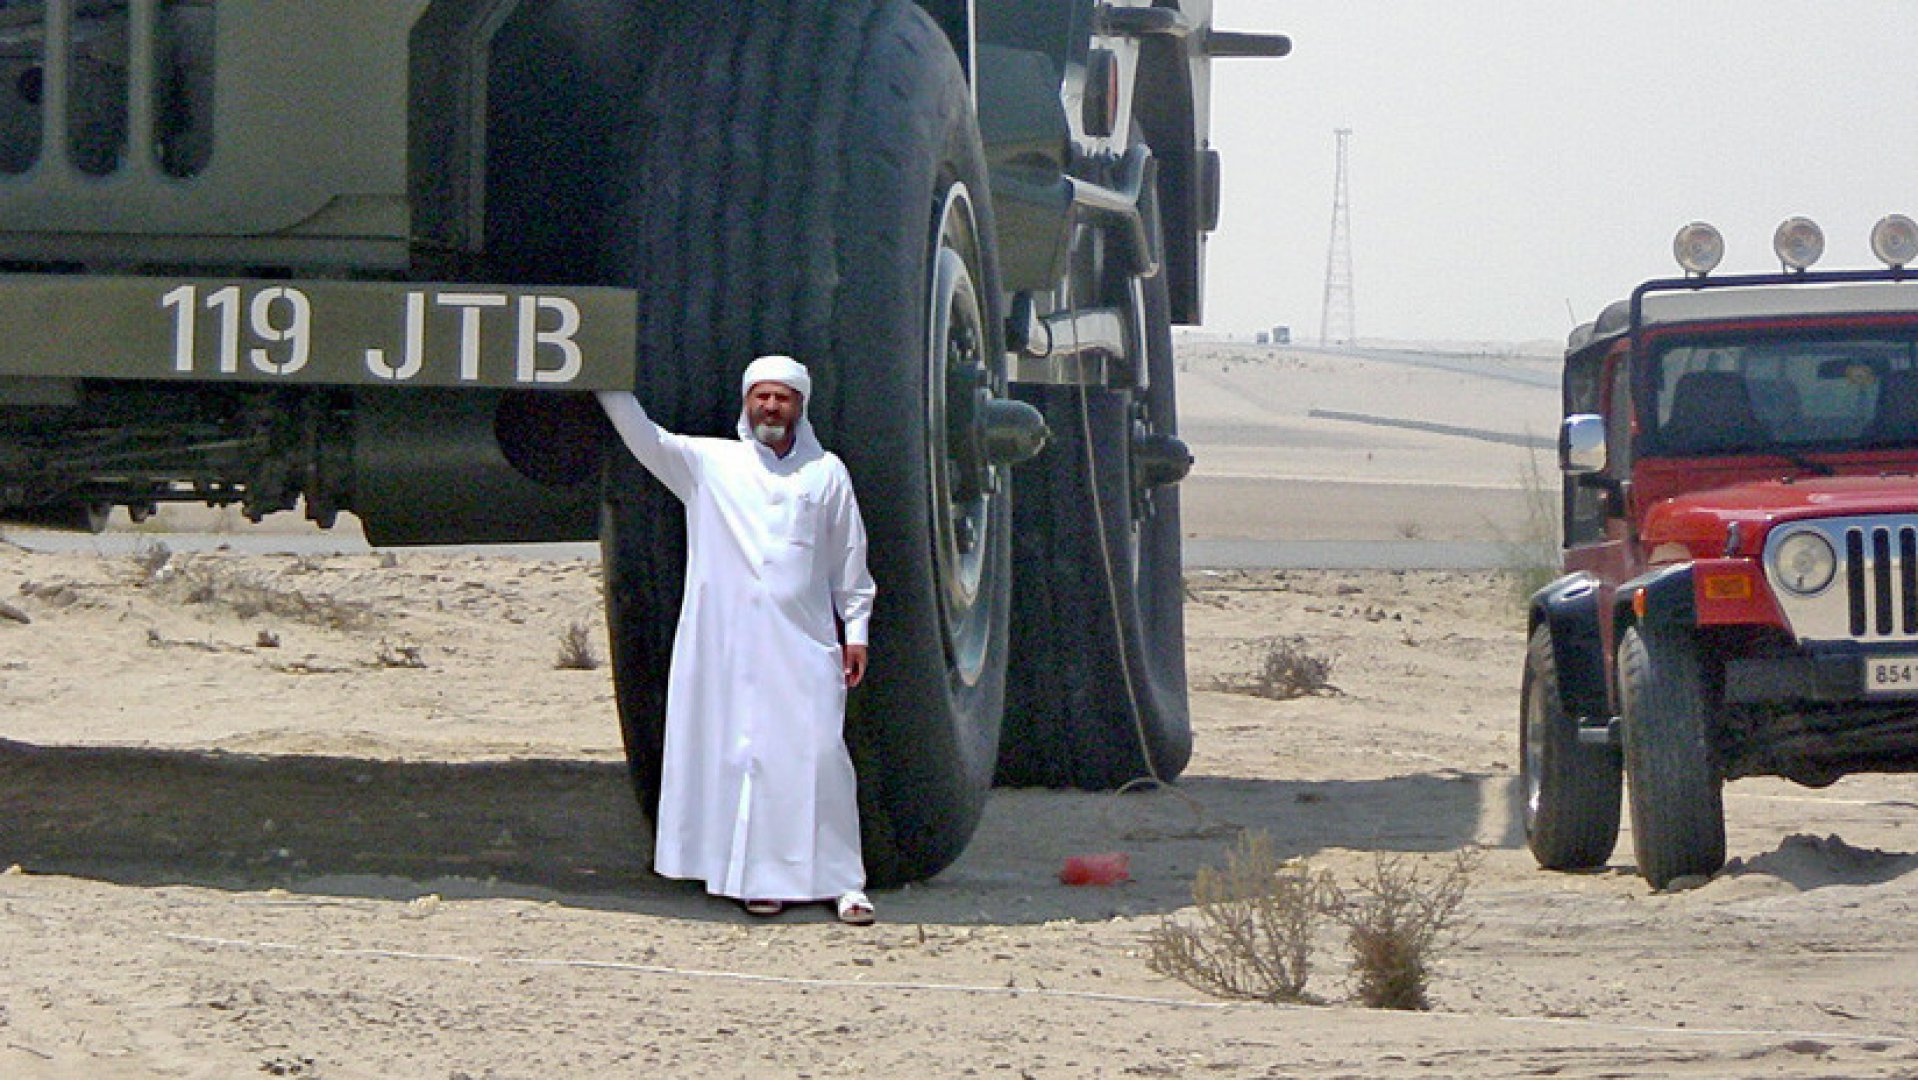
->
[753,422,788,447]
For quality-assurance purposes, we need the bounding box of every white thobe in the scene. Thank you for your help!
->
[597,390,876,901]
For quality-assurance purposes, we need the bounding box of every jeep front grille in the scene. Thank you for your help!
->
[1845,524,1918,637]
[1765,516,1918,644]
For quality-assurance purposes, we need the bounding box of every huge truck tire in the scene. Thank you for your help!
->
[1617,626,1727,888]
[1520,626,1622,869]
[998,177,1191,789]
[598,0,1010,887]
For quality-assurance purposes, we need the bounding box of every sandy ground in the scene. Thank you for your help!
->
[2,342,1916,1078]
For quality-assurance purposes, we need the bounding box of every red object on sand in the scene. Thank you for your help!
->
[1059,852,1130,886]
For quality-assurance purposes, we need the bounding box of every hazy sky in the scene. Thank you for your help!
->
[1200,2,1918,347]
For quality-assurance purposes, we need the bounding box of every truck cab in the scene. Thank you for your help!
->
[1523,215,1918,887]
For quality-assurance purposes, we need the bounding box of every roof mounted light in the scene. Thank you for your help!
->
[1870,214,1918,269]
[1672,222,1724,276]
[1773,216,1825,271]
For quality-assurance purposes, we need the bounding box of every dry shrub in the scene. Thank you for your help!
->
[1498,445,1563,614]
[1250,637,1337,699]
[134,540,173,580]
[137,552,372,631]
[1203,637,1338,699]
[375,639,427,669]
[1325,850,1478,1010]
[1149,839,1479,1011]
[554,622,600,671]
[1145,831,1329,1004]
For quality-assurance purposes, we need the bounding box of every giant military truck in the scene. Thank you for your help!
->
[0,1,1287,884]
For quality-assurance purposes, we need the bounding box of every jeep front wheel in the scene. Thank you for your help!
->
[1617,626,1727,888]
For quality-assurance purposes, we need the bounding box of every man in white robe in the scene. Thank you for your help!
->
[596,355,878,923]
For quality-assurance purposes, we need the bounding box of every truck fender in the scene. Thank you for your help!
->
[1530,573,1608,720]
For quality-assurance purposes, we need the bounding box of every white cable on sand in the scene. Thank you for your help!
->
[163,931,1914,1047]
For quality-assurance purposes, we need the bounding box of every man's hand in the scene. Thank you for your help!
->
[842,643,868,688]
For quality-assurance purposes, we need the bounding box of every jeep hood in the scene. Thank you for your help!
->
[1641,473,1918,561]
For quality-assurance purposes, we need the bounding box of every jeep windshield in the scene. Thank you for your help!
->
[1643,328,1918,457]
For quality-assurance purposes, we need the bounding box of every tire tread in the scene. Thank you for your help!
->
[1619,626,1727,887]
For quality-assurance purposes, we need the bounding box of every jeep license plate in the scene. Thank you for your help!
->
[1864,657,1918,695]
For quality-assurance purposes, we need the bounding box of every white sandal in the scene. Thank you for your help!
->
[835,890,875,925]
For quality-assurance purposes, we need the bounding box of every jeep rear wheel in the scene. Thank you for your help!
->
[597,0,1008,887]
[1617,626,1727,888]
[1521,626,1622,869]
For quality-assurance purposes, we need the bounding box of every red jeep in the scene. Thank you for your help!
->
[1524,216,1918,888]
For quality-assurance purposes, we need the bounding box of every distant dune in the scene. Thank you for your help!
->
[1173,339,1560,547]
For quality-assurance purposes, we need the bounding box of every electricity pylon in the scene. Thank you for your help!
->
[1320,128,1356,347]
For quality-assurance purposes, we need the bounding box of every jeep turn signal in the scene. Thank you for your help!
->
[1692,560,1782,628]
[1700,572,1754,602]
[1871,214,1918,269]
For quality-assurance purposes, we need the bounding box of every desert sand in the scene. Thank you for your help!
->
[2,341,1915,1078]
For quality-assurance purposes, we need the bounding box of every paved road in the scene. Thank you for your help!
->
[1184,538,1512,570]
[1313,344,1560,388]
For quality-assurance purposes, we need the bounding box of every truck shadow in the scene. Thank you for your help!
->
[2,738,1509,925]
[0,738,665,907]
[937,771,1514,925]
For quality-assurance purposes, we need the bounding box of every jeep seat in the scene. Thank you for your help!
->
[1864,370,1918,446]
[1664,371,1761,454]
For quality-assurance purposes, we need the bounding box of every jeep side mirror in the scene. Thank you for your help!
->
[1560,414,1607,474]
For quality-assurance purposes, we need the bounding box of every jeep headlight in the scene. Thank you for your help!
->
[1773,530,1837,595]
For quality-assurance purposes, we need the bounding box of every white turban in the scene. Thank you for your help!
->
[740,354,812,406]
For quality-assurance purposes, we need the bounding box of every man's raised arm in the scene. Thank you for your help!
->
[597,390,696,500]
